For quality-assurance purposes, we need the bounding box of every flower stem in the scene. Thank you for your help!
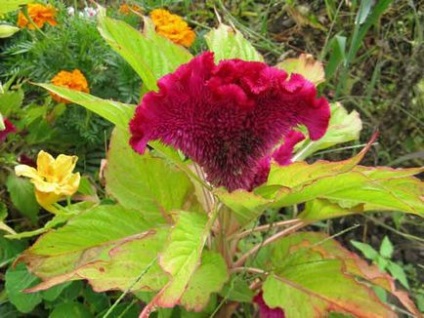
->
[230,218,302,240]
[234,221,308,268]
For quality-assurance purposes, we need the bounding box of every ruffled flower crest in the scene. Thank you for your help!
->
[130,52,330,191]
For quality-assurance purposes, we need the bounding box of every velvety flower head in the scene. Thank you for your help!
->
[150,9,195,47]
[17,4,57,30]
[0,118,16,143]
[15,150,80,213]
[50,69,89,104]
[130,52,330,191]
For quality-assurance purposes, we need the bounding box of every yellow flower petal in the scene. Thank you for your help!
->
[53,154,78,182]
[37,150,55,178]
[15,164,41,180]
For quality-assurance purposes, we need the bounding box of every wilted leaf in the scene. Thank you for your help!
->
[205,23,263,62]
[105,128,196,225]
[18,204,168,293]
[277,53,325,85]
[259,232,419,317]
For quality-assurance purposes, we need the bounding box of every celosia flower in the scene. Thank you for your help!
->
[17,4,57,30]
[50,69,89,104]
[150,9,195,47]
[0,118,16,143]
[15,150,80,213]
[254,292,285,318]
[129,52,330,191]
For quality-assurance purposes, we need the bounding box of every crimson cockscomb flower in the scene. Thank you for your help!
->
[0,118,16,143]
[129,52,330,191]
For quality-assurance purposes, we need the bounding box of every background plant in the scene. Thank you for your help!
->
[0,3,424,318]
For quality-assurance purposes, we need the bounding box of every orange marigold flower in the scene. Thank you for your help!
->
[50,69,89,104]
[150,9,195,48]
[17,3,57,30]
[119,3,142,15]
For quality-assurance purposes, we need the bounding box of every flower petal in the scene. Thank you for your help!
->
[15,164,41,180]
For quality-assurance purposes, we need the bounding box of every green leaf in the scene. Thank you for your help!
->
[41,282,72,302]
[379,236,394,259]
[325,35,346,79]
[205,23,263,62]
[214,189,271,228]
[0,235,27,267]
[0,24,20,38]
[262,159,424,216]
[180,251,228,311]
[293,103,362,160]
[220,275,254,303]
[154,211,209,308]
[386,262,409,289]
[355,0,373,25]
[0,79,24,117]
[97,8,192,91]
[18,204,168,293]
[5,263,42,313]
[105,128,196,225]
[300,198,362,221]
[49,302,93,318]
[351,240,379,261]
[0,0,33,15]
[35,83,134,130]
[6,174,39,222]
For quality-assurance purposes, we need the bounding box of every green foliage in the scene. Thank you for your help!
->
[6,174,39,222]
[351,236,410,289]
[1,1,423,317]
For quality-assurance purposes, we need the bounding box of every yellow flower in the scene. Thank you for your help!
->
[150,9,195,48]
[50,69,89,104]
[15,150,80,213]
[119,3,142,15]
[17,4,57,30]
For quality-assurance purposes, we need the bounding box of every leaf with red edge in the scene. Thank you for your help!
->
[258,232,420,317]
[17,204,169,293]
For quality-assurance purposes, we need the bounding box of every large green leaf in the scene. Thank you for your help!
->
[6,174,39,222]
[18,204,168,293]
[97,8,192,91]
[219,148,423,221]
[293,103,362,161]
[260,232,420,317]
[5,263,42,313]
[36,83,134,130]
[154,211,209,307]
[180,251,228,311]
[0,0,33,15]
[105,128,196,225]
[205,23,263,62]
